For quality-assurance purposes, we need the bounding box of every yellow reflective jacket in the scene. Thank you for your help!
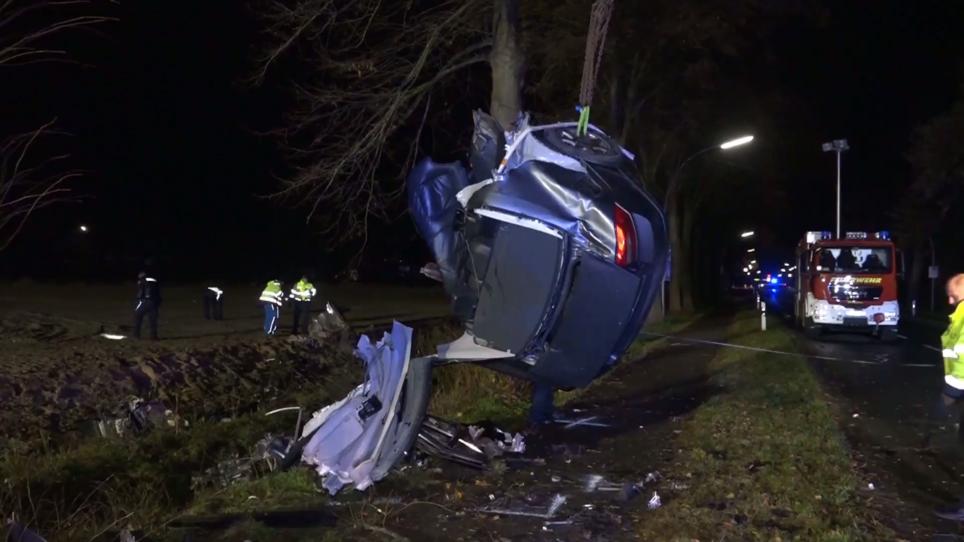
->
[942,301,964,381]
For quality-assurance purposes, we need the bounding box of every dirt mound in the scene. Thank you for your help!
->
[0,336,362,444]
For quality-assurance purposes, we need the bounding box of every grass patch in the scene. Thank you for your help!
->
[428,311,703,425]
[634,312,892,540]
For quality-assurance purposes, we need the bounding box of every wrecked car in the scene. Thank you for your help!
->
[408,113,669,389]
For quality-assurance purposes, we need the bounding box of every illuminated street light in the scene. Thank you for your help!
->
[746,248,755,253]
[79,225,89,233]
[750,260,757,265]
[720,135,755,150]
[756,270,762,275]
[740,231,755,238]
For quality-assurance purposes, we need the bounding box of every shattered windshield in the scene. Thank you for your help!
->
[813,246,891,274]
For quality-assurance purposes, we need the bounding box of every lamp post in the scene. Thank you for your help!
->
[661,135,755,316]
[821,139,849,238]
[663,135,756,208]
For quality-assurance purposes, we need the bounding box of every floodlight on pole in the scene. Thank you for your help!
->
[720,135,754,150]
[822,139,849,238]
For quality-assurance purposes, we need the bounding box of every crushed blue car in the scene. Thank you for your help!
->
[409,112,669,389]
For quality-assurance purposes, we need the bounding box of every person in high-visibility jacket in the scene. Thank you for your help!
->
[935,274,964,521]
[289,275,317,335]
[942,274,964,397]
[259,279,284,336]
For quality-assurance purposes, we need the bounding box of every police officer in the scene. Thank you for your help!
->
[289,275,317,335]
[133,271,160,340]
[204,285,224,320]
[259,279,284,336]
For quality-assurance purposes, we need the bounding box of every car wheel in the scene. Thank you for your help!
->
[539,126,625,167]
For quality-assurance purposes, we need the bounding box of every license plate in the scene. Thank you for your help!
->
[843,317,867,327]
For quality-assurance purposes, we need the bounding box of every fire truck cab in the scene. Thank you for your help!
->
[793,231,899,341]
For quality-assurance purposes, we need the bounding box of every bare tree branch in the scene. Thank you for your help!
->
[0,1,112,250]
[253,0,491,240]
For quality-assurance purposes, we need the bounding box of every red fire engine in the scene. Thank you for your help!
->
[793,231,899,340]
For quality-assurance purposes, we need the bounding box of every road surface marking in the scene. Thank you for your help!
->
[900,363,935,368]
[923,344,941,352]
[640,333,881,365]
[640,333,934,369]
[897,333,909,339]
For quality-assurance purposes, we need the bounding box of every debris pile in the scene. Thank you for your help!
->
[308,302,351,349]
[91,396,185,438]
[415,416,526,469]
[191,434,291,490]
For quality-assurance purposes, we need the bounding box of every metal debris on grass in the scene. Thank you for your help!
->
[476,493,568,520]
[556,416,612,429]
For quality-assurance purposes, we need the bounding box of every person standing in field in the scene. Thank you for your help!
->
[133,271,160,340]
[259,279,284,336]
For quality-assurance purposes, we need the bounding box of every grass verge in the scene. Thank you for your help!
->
[634,312,892,540]
[428,311,702,425]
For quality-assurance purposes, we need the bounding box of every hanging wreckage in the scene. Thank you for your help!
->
[290,114,668,494]
[409,113,669,389]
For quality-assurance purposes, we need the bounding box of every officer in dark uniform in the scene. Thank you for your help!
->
[133,271,161,340]
[203,285,224,320]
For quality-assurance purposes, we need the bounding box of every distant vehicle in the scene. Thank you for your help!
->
[792,231,900,341]
[409,113,669,389]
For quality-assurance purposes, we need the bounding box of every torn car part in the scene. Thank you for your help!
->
[191,434,291,490]
[298,322,433,494]
[476,493,568,520]
[409,119,668,389]
[415,415,526,469]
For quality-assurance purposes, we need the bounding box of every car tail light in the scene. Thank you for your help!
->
[614,204,636,268]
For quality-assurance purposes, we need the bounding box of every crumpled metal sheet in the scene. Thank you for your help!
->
[406,158,475,321]
[300,321,413,495]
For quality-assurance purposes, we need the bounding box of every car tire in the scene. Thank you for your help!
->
[538,126,625,167]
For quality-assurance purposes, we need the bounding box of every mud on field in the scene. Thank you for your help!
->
[0,311,366,445]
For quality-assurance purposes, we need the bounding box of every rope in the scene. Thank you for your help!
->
[577,0,614,135]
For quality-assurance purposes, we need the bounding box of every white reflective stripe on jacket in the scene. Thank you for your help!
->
[260,292,283,305]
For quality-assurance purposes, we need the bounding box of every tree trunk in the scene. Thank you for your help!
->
[681,201,695,311]
[667,191,685,313]
[489,0,523,130]
[908,244,926,310]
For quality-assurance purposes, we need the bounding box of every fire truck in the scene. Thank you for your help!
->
[793,231,900,340]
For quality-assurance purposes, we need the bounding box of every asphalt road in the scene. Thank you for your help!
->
[761,288,964,537]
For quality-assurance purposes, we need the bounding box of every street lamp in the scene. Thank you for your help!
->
[720,135,754,150]
[660,133,755,316]
[746,248,755,253]
[822,139,849,238]
[664,134,756,209]
[79,225,88,233]
[740,231,755,238]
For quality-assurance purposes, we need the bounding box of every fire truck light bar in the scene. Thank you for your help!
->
[805,231,832,243]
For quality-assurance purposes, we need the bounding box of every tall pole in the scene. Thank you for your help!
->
[822,139,849,238]
[836,150,841,239]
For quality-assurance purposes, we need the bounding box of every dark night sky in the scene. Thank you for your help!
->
[2,1,964,281]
